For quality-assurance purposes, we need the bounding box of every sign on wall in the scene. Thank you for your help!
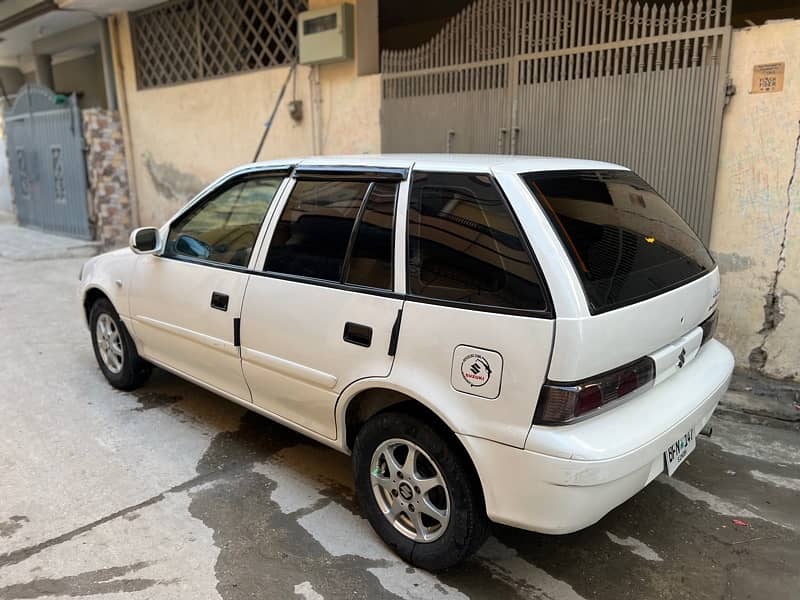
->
[751,62,785,94]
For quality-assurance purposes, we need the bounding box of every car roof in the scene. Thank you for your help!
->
[247,154,628,175]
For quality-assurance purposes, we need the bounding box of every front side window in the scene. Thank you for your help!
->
[407,171,546,311]
[165,176,282,267]
[523,170,715,314]
[264,179,397,289]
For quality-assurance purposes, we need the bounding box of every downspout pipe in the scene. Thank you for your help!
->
[108,14,140,229]
[98,17,118,111]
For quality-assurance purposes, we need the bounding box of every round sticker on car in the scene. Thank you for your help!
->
[460,354,492,387]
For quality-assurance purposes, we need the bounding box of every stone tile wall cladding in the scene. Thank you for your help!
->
[83,109,131,247]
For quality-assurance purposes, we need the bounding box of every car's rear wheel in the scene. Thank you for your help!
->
[89,298,151,390]
[352,410,489,571]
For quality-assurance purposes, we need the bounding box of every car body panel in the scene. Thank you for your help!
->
[79,247,137,325]
[462,339,733,532]
[547,268,721,382]
[128,256,251,400]
[240,275,403,440]
[389,299,554,448]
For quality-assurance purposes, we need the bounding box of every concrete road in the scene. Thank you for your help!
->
[1,253,799,600]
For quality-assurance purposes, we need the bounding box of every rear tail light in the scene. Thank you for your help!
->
[700,311,718,346]
[534,356,656,425]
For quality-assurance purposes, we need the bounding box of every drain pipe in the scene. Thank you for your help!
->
[309,64,323,155]
[108,14,140,229]
[98,17,118,111]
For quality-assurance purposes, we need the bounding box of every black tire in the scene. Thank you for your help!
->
[352,410,490,571]
[89,298,151,390]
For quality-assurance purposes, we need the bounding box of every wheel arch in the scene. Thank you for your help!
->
[82,285,113,325]
[337,381,487,510]
[82,285,139,354]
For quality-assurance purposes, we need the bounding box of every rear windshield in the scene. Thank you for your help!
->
[523,170,714,314]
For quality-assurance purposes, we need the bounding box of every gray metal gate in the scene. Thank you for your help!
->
[5,84,91,239]
[381,0,732,242]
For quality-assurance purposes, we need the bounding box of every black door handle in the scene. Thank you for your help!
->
[210,291,229,311]
[343,322,372,347]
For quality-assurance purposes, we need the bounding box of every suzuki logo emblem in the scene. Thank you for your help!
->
[677,348,686,368]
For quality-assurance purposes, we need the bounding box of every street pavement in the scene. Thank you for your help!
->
[1,242,799,599]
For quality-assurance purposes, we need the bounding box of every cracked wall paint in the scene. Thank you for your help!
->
[709,20,800,382]
[142,151,205,208]
[749,121,800,371]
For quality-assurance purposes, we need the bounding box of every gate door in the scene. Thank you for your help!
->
[381,0,732,243]
[5,85,91,239]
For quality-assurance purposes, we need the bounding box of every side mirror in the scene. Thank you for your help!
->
[129,227,161,255]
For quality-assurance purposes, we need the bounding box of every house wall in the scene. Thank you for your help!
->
[23,51,107,109]
[709,19,800,381]
[112,0,381,227]
[54,51,107,109]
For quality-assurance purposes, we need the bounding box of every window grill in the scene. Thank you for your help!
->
[130,0,307,89]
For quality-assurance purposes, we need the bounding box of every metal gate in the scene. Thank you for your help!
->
[381,0,732,242]
[5,84,91,239]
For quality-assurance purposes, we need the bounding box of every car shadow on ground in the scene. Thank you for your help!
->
[127,369,800,600]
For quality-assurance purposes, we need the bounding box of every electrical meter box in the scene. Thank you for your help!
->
[298,3,354,65]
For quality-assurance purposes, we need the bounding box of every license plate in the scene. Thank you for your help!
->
[664,426,696,476]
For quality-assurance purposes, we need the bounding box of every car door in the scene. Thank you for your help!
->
[389,170,555,448]
[239,169,405,439]
[128,171,287,400]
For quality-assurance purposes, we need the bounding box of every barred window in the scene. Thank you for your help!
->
[130,0,307,90]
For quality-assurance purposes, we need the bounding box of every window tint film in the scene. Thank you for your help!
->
[344,183,397,290]
[407,171,546,311]
[165,177,281,267]
[264,180,368,282]
[523,170,715,314]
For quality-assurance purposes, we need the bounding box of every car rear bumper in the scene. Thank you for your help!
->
[458,339,734,534]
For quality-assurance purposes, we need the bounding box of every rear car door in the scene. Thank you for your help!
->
[389,170,555,448]
[240,168,405,439]
[129,171,286,400]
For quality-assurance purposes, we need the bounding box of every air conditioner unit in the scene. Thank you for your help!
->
[298,3,354,65]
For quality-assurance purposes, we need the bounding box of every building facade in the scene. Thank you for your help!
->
[0,0,798,384]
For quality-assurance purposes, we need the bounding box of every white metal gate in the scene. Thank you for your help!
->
[381,0,732,242]
[5,85,91,239]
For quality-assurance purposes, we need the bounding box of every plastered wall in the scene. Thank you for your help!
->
[710,20,800,381]
[113,0,380,227]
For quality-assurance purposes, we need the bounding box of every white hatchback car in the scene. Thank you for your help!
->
[80,155,734,570]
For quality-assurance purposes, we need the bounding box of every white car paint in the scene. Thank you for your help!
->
[80,154,734,536]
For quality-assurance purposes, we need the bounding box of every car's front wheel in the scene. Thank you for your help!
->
[352,410,489,571]
[89,298,151,390]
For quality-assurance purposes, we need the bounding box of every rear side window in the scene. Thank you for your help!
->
[523,170,715,314]
[265,180,367,282]
[407,171,546,311]
[264,179,397,290]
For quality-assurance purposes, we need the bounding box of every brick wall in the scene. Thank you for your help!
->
[83,109,131,247]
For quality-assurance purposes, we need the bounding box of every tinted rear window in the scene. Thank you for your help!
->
[523,170,714,314]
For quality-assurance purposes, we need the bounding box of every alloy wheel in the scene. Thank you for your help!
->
[370,438,450,543]
[96,313,124,374]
